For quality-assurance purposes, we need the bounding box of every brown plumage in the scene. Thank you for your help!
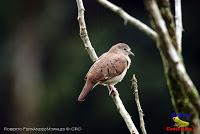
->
[78,43,134,101]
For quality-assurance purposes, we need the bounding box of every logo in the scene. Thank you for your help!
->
[173,116,189,127]
[165,113,193,132]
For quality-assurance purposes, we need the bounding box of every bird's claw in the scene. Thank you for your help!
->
[109,85,119,96]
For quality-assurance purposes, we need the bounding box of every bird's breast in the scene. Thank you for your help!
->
[126,55,131,69]
[103,67,128,85]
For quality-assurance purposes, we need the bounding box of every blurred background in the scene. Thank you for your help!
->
[0,0,199,133]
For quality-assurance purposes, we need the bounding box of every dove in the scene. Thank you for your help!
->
[78,43,134,101]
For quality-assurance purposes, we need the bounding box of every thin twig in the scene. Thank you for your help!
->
[97,0,158,40]
[175,0,183,52]
[76,0,139,134]
[131,74,147,134]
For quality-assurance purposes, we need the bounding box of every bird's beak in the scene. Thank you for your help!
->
[128,50,135,56]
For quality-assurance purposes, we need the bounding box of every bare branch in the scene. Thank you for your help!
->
[145,0,180,63]
[145,0,200,112]
[76,0,139,133]
[131,74,147,134]
[97,0,158,40]
[157,0,178,51]
[144,0,200,132]
[175,0,183,52]
[76,0,98,62]
[109,85,139,134]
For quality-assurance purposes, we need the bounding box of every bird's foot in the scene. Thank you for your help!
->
[108,85,119,96]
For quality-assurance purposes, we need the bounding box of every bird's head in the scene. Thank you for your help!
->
[109,43,134,56]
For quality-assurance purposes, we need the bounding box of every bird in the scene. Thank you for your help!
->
[78,43,134,101]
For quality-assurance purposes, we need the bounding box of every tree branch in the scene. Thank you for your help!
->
[144,0,200,133]
[157,0,178,52]
[95,0,200,133]
[97,0,158,40]
[131,74,147,134]
[145,0,200,113]
[109,85,139,134]
[175,0,183,52]
[76,0,98,62]
[76,0,139,133]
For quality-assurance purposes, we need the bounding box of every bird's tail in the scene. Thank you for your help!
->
[78,80,94,101]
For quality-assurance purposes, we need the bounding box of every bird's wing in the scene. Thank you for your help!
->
[86,53,128,83]
[84,52,107,80]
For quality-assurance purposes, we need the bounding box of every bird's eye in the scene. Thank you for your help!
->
[123,48,127,51]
